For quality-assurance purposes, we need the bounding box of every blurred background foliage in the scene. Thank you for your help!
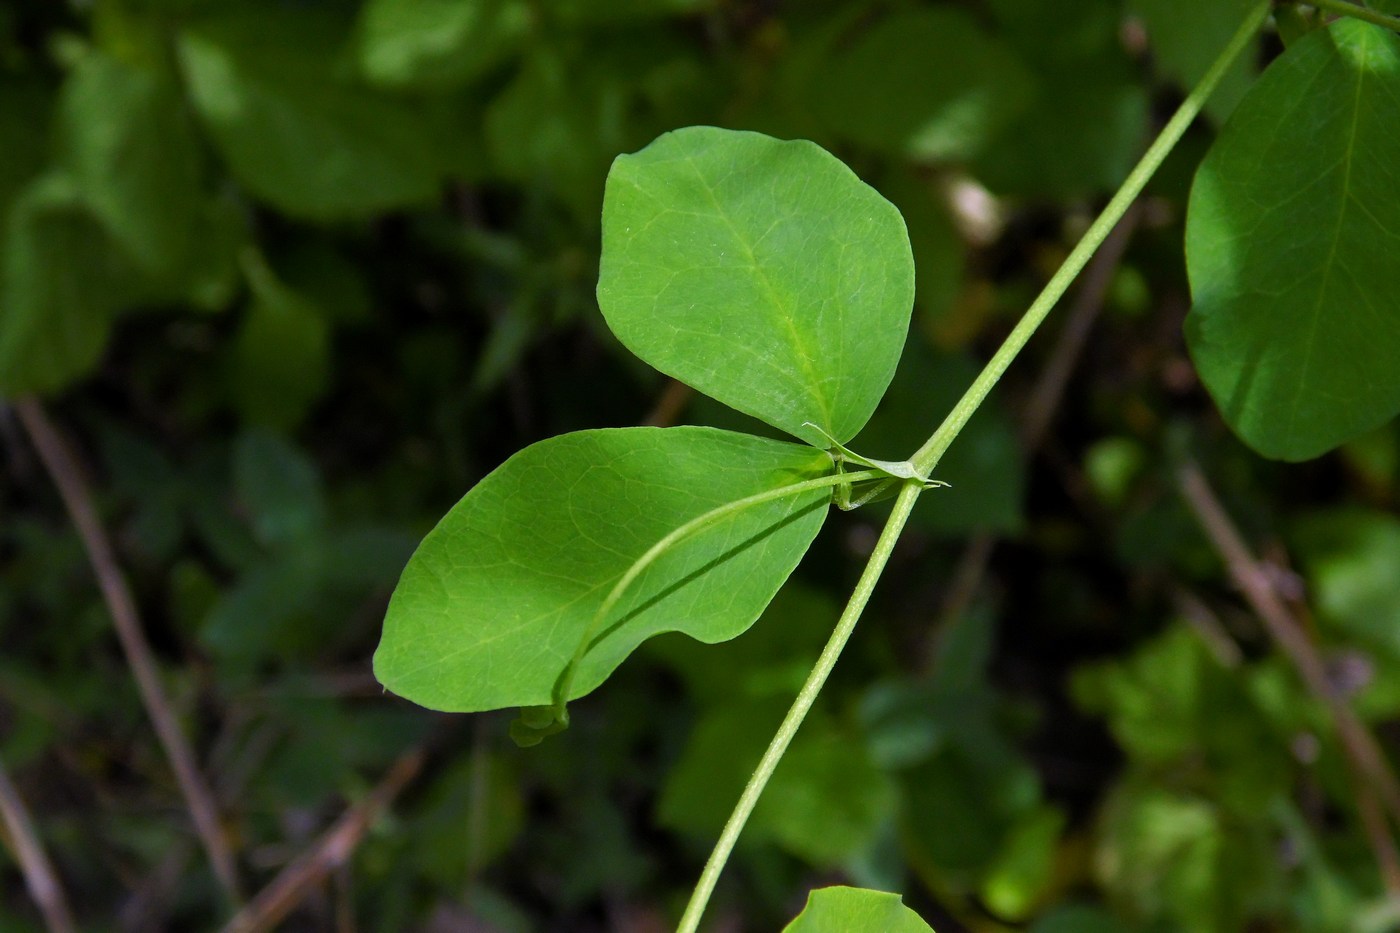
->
[1,0,1398,930]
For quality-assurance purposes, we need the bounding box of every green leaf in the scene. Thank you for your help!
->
[233,430,327,549]
[658,700,895,866]
[1130,0,1259,122]
[809,7,1031,162]
[0,176,144,396]
[356,0,528,89]
[56,51,204,275]
[178,12,443,219]
[782,886,935,933]
[225,253,330,430]
[1293,509,1400,659]
[374,427,831,712]
[973,59,1148,199]
[597,127,915,446]
[1185,20,1400,460]
[0,79,50,220]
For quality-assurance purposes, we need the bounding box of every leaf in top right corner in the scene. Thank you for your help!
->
[1184,18,1400,462]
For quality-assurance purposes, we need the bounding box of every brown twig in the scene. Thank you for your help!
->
[1176,460,1400,855]
[0,754,76,933]
[642,378,695,428]
[13,398,242,902]
[221,748,425,933]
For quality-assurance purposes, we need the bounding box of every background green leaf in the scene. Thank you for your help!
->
[56,51,204,275]
[782,885,935,933]
[0,176,144,395]
[375,427,831,711]
[178,11,444,219]
[1185,20,1400,460]
[356,0,528,90]
[597,126,915,446]
[809,7,1031,163]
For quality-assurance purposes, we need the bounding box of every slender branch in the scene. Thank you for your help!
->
[643,379,695,428]
[910,0,1271,478]
[221,748,425,933]
[0,755,76,933]
[13,399,243,903]
[1308,0,1400,31]
[1176,460,1400,824]
[676,482,923,933]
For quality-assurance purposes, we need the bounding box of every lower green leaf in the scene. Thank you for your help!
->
[783,886,935,933]
[374,427,833,714]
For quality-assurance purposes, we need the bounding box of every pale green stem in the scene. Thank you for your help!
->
[1308,0,1400,31]
[552,468,883,709]
[676,5,1275,930]
[910,0,1272,478]
[675,481,922,933]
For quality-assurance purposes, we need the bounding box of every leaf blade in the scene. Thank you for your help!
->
[597,127,915,445]
[374,427,832,712]
[1185,19,1400,460]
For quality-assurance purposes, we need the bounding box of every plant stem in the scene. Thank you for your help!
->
[678,5,1274,929]
[1308,0,1400,31]
[910,0,1272,478]
[676,482,921,933]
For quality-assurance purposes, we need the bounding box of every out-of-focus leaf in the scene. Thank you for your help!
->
[902,717,1042,888]
[56,51,203,275]
[782,886,935,933]
[178,12,444,219]
[658,700,895,867]
[0,176,144,396]
[484,44,627,219]
[980,806,1066,920]
[1072,624,1297,815]
[598,126,915,446]
[1093,781,1284,933]
[0,79,49,218]
[810,7,1031,162]
[233,430,327,549]
[880,172,965,320]
[1293,510,1400,659]
[1130,0,1258,122]
[225,253,330,430]
[357,0,528,89]
[1185,20,1400,461]
[1029,904,1132,933]
[413,753,524,883]
[973,60,1147,199]
[549,0,712,26]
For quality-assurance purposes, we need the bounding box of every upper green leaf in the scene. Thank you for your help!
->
[374,427,831,712]
[178,12,444,220]
[782,886,935,933]
[56,51,204,276]
[0,176,145,396]
[808,8,1031,163]
[356,0,528,90]
[597,126,915,446]
[1185,20,1400,461]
